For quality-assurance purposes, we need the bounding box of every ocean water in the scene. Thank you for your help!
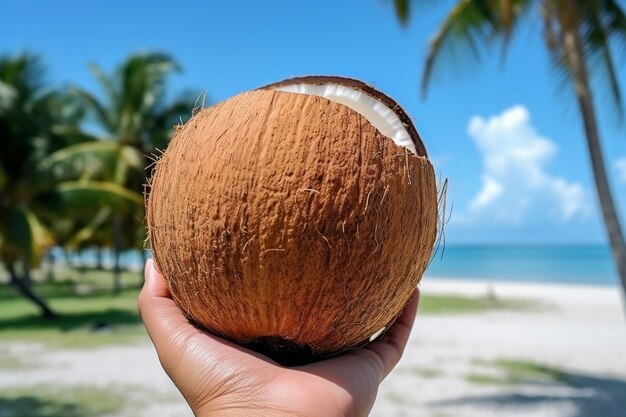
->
[58,245,619,286]
[424,245,618,285]
[50,247,146,270]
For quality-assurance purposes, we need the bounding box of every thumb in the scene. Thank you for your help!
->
[138,260,201,372]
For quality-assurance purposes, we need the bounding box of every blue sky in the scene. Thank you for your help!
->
[2,0,625,244]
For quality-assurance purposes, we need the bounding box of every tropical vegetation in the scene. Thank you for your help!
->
[64,52,193,291]
[0,52,192,315]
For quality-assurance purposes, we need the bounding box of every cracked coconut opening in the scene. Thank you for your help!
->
[271,83,417,155]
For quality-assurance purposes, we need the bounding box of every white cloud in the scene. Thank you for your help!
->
[469,175,503,211]
[615,157,626,183]
[463,105,590,224]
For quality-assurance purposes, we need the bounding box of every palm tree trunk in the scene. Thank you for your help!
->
[62,247,70,270]
[564,29,626,301]
[112,216,123,294]
[45,250,56,282]
[7,261,57,318]
[22,261,32,287]
[96,246,103,270]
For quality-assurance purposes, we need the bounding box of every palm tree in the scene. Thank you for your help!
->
[0,53,143,317]
[71,52,193,292]
[394,0,626,300]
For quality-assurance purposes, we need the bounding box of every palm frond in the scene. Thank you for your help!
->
[147,92,195,149]
[421,0,535,97]
[0,80,16,113]
[71,87,114,132]
[57,181,143,207]
[500,0,515,52]
[0,206,52,264]
[66,206,112,248]
[50,125,99,145]
[108,52,181,142]
[422,0,496,96]
[542,1,561,51]
[0,163,6,189]
[582,0,626,122]
[41,140,120,165]
[602,0,626,48]
[543,0,625,124]
[39,140,143,182]
[585,13,624,122]
[34,181,143,221]
[89,62,119,107]
[394,0,410,26]
[0,53,59,185]
[0,53,46,102]
[23,207,52,263]
[121,53,179,111]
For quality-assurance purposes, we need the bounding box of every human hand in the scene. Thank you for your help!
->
[138,259,419,417]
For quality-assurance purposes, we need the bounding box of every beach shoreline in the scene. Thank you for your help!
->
[421,276,624,304]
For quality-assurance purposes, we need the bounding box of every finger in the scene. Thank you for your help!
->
[138,259,200,343]
[361,288,419,380]
[141,259,171,298]
[138,259,182,322]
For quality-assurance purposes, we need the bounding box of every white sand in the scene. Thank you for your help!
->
[373,279,626,417]
[1,279,625,417]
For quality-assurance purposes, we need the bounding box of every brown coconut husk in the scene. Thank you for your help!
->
[146,87,437,365]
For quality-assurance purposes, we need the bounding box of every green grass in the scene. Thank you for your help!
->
[0,266,146,348]
[494,359,568,381]
[0,265,144,298]
[430,413,454,417]
[397,365,444,378]
[0,349,34,370]
[0,385,128,417]
[466,359,569,386]
[465,373,512,385]
[386,391,414,405]
[0,265,536,349]
[419,294,536,314]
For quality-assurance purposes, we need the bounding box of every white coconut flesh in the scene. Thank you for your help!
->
[369,326,387,342]
[271,83,418,155]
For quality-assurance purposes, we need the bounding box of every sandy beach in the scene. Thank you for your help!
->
[373,278,626,417]
[2,278,625,417]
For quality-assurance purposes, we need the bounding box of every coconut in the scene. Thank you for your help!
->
[146,76,438,365]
